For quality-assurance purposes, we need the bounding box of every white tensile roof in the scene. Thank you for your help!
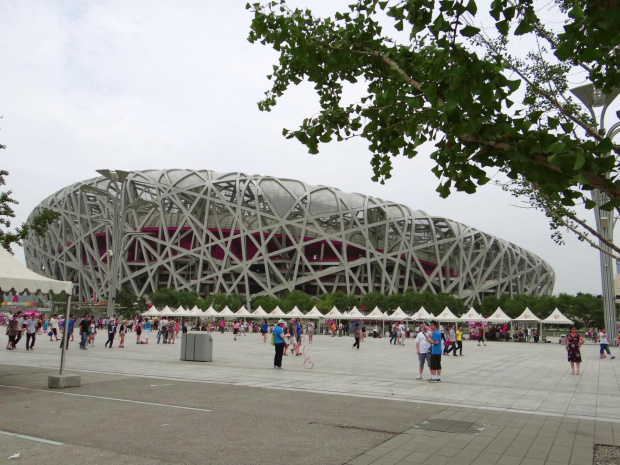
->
[345,307,366,320]
[269,306,287,317]
[459,307,486,322]
[0,247,73,295]
[387,307,410,321]
[513,307,540,322]
[141,307,161,316]
[324,306,343,318]
[542,308,573,325]
[285,306,305,318]
[202,306,219,317]
[365,307,386,320]
[304,307,323,319]
[435,306,460,322]
[487,307,511,323]
[218,306,236,318]
[410,306,433,321]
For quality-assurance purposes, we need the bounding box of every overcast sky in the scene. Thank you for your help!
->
[0,1,616,297]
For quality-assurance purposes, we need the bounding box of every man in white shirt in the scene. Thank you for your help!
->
[399,322,407,346]
[415,323,432,380]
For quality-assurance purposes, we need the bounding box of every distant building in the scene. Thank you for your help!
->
[24,169,554,305]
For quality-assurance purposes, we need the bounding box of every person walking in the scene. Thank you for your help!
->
[118,321,127,348]
[49,314,60,341]
[455,326,463,356]
[261,320,269,343]
[79,315,90,350]
[24,313,38,351]
[599,328,615,359]
[6,314,19,350]
[477,326,486,346]
[427,321,443,382]
[415,323,432,380]
[389,322,398,345]
[144,318,151,344]
[273,319,287,369]
[104,318,117,348]
[352,321,361,350]
[233,320,240,341]
[565,326,585,375]
[307,320,315,344]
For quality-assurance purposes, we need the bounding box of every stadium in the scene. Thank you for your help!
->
[24,169,555,306]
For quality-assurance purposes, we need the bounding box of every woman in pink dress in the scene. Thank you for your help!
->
[565,326,584,375]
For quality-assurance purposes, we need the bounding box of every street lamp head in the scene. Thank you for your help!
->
[570,84,620,110]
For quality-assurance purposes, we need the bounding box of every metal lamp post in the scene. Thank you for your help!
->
[81,170,158,318]
[570,84,620,345]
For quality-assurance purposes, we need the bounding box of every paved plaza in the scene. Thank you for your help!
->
[1,331,619,464]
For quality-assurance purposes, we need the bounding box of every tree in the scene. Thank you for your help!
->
[0,169,59,253]
[115,290,148,320]
[280,290,314,311]
[148,287,180,309]
[248,0,620,254]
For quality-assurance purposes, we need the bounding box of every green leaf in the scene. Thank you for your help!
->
[514,19,535,36]
[465,0,477,15]
[460,25,480,37]
[573,151,586,170]
[395,19,404,31]
[546,141,566,154]
[496,19,509,35]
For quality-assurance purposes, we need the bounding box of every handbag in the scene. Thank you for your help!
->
[48,331,53,337]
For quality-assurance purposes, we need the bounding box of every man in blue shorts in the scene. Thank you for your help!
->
[427,321,443,382]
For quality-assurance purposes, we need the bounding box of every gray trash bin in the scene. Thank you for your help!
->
[181,332,213,362]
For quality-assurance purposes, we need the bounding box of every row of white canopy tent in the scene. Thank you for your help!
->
[142,304,573,325]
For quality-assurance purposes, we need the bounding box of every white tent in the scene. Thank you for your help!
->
[218,306,236,318]
[513,307,540,322]
[186,306,202,317]
[0,247,73,375]
[459,307,486,322]
[387,307,410,321]
[487,307,511,323]
[285,306,305,319]
[305,307,323,319]
[345,307,365,320]
[269,306,287,318]
[235,306,251,317]
[141,306,161,317]
[542,308,573,325]
[251,306,269,318]
[366,307,387,320]
[435,306,460,322]
[174,305,189,316]
[324,306,343,318]
[158,306,176,316]
[410,306,433,321]
[202,306,219,318]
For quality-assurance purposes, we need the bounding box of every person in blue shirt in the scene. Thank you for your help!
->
[273,319,288,368]
[261,320,269,343]
[426,321,443,382]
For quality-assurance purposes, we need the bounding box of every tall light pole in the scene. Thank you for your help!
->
[81,170,158,318]
[570,84,620,345]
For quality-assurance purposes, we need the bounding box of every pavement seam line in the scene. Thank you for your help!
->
[0,430,64,446]
[0,384,212,412]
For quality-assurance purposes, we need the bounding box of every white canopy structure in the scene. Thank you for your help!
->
[285,306,305,319]
[202,306,219,318]
[269,306,287,318]
[487,307,511,323]
[542,308,573,325]
[158,306,176,316]
[459,307,486,322]
[388,307,410,321]
[305,307,323,319]
[513,307,540,322]
[435,307,460,322]
[235,306,251,317]
[186,306,202,317]
[141,306,161,317]
[410,306,433,321]
[0,247,73,295]
[174,306,188,316]
[345,307,365,320]
[324,306,343,318]
[218,306,236,318]
[366,307,386,320]
[0,247,74,376]
[251,306,269,318]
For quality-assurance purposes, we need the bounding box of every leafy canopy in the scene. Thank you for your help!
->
[247,0,620,217]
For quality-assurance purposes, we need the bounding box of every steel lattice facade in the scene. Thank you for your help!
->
[24,169,554,305]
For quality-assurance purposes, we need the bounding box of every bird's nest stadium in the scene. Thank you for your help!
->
[24,169,554,305]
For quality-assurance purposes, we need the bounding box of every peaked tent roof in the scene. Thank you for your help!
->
[366,307,386,320]
[218,306,235,318]
[345,307,366,320]
[202,306,219,317]
[235,306,251,316]
[174,306,189,315]
[513,307,540,322]
[324,306,343,318]
[186,306,202,317]
[304,307,323,319]
[410,306,433,321]
[542,308,573,325]
[251,306,268,317]
[285,306,305,318]
[269,306,287,317]
[0,247,73,295]
[141,307,161,316]
[159,306,176,316]
[459,307,486,322]
[388,307,410,320]
[435,307,460,321]
[487,307,511,323]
